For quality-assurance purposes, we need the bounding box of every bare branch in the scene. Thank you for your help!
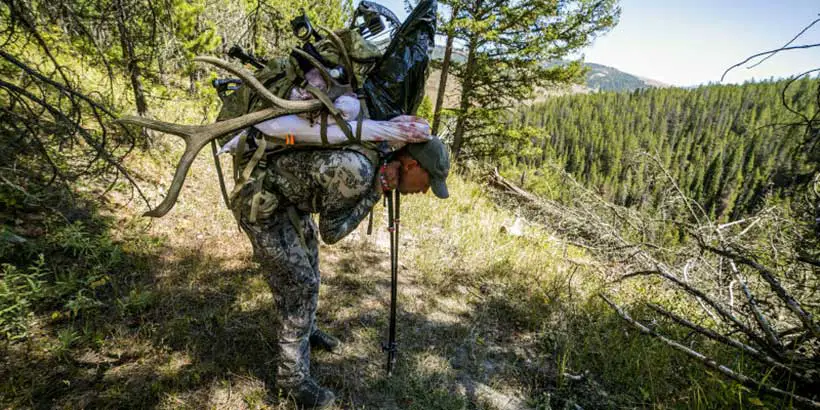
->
[703,245,820,338]
[796,256,820,268]
[646,303,813,384]
[747,15,820,69]
[601,295,820,409]
[0,79,150,208]
[727,259,783,351]
[616,266,781,353]
[721,43,820,82]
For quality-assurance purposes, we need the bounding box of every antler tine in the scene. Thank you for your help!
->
[117,55,333,217]
[193,56,317,110]
[315,25,358,90]
[119,104,322,217]
[291,47,334,86]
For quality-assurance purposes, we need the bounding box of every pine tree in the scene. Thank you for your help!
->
[508,78,819,217]
[445,0,620,159]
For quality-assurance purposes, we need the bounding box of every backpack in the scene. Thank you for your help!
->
[211,1,436,223]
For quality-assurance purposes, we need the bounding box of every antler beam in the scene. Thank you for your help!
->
[118,56,323,217]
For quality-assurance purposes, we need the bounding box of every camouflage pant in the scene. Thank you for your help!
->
[239,208,320,386]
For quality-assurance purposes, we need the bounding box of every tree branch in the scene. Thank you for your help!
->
[721,43,820,82]
[601,295,820,408]
[646,303,812,384]
[703,245,820,339]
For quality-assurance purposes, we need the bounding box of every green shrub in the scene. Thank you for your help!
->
[0,256,49,340]
[0,218,124,342]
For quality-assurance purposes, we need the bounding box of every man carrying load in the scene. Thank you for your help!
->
[120,0,446,407]
[237,138,448,408]
[225,2,447,404]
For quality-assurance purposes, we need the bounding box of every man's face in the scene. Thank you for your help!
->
[398,156,431,195]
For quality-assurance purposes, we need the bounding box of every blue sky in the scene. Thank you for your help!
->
[379,0,820,87]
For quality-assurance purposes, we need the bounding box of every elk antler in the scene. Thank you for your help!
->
[315,25,357,90]
[118,56,323,218]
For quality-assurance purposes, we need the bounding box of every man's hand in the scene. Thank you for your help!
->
[379,161,400,191]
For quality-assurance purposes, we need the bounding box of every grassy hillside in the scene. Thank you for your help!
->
[2,119,782,409]
[2,38,799,410]
[584,62,668,92]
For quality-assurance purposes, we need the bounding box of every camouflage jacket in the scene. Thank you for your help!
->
[255,148,381,244]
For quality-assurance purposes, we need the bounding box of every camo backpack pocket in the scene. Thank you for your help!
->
[232,172,281,225]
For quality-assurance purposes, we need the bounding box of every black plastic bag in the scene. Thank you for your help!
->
[363,0,437,120]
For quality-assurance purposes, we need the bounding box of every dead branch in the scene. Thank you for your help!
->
[703,245,820,339]
[797,256,820,268]
[646,303,813,385]
[721,43,820,82]
[682,259,721,324]
[601,295,820,409]
[747,15,820,69]
[490,167,542,203]
[0,79,149,208]
[615,267,772,351]
[489,161,818,395]
[727,258,784,351]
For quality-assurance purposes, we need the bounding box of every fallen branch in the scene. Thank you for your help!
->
[646,303,813,385]
[600,294,820,409]
[727,258,783,351]
[703,245,820,339]
[796,256,820,268]
[614,268,772,351]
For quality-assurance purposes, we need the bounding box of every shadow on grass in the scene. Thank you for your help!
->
[2,243,278,409]
[1,229,472,409]
[0,219,759,410]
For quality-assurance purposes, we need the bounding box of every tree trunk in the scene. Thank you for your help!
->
[431,6,459,136]
[451,35,478,159]
[115,0,148,116]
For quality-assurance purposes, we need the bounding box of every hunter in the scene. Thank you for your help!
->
[233,139,449,408]
[117,1,441,407]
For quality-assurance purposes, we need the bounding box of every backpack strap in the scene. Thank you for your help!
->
[320,111,330,146]
[248,186,277,224]
[229,133,268,206]
[305,84,356,143]
[355,90,367,142]
[287,206,308,249]
[305,83,341,116]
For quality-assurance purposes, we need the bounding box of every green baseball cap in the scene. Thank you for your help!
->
[407,136,450,199]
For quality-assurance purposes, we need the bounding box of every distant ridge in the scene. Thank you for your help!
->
[584,62,670,92]
[430,46,670,93]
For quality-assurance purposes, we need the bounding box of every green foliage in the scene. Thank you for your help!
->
[0,258,48,341]
[447,0,621,158]
[0,219,124,341]
[417,95,434,123]
[508,77,820,220]
[172,0,222,62]
[226,0,353,57]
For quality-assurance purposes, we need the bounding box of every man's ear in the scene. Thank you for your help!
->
[402,157,420,170]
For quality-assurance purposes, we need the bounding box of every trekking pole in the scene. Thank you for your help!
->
[383,190,399,376]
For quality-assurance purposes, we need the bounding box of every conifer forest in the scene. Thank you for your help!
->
[511,78,819,221]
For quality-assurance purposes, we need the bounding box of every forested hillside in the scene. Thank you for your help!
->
[512,77,819,220]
